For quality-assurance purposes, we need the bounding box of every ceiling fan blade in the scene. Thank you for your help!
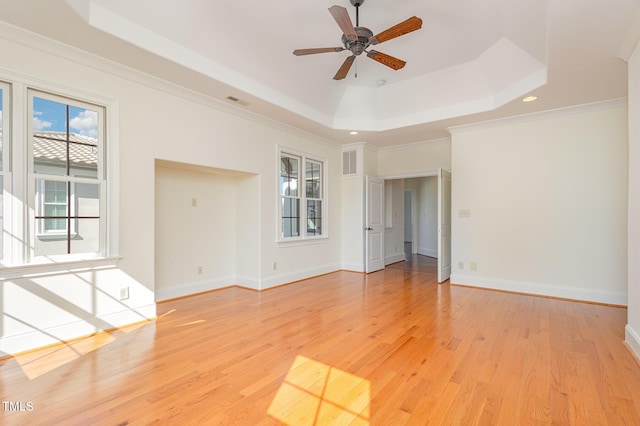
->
[293,47,345,56]
[369,16,423,45]
[334,55,356,80]
[328,5,357,39]
[366,50,406,70]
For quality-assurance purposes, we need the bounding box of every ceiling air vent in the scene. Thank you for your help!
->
[225,96,250,106]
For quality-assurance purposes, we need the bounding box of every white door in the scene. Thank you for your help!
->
[366,176,385,273]
[437,168,452,283]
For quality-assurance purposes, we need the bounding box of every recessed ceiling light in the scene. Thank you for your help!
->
[522,95,538,102]
[376,79,386,87]
[350,131,358,135]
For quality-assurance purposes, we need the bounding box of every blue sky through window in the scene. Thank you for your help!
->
[33,97,98,139]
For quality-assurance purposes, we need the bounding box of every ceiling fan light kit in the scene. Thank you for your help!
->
[293,0,422,80]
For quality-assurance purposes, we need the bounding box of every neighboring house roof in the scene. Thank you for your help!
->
[33,131,98,168]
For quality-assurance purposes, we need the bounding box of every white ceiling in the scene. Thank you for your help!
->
[0,0,637,147]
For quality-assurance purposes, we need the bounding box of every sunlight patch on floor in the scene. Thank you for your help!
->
[174,319,206,327]
[14,321,152,380]
[17,332,116,380]
[268,355,370,425]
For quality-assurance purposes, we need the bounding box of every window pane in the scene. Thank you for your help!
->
[75,183,100,217]
[33,97,100,179]
[280,154,299,197]
[307,200,322,236]
[44,180,67,204]
[34,221,67,256]
[71,218,100,254]
[33,136,68,176]
[69,139,99,179]
[306,160,322,199]
[36,180,68,232]
[69,105,99,179]
[33,97,66,136]
[282,197,300,238]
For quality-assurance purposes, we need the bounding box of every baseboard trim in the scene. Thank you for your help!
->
[385,253,406,265]
[626,325,640,362]
[0,304,156,356]
[155,276,236,302]
[418,247,438,258]
[260,264,341,290]
[341,262,364,273]
[450,274,627,306]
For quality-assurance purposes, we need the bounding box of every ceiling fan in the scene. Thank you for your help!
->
[293,0,423,80]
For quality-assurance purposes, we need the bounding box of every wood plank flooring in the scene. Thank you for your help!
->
[2,255,640,425]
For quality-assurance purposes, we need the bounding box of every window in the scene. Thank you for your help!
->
[279,149,326,241]
[0,77,113,267]
[29,91,104,258]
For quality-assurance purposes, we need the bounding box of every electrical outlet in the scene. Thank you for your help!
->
[192,197,198,207]
[273,262,277,270]
[470,262,477,271]
[458,261,464,270]
[197,266,203,274]
[119,287,129,300]
[458,209,471,218]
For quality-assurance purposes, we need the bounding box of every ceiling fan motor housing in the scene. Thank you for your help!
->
[342,26,373,55]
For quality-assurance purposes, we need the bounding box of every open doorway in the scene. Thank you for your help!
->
[367,170,451,281]
[404,177,438,259]
[384,176,437,265]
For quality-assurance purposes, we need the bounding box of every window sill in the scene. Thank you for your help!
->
[277,236,329,248]
[0,256,122,281]
[36,233,79,241]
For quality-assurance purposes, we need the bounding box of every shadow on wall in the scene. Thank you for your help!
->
[0,264,155,358]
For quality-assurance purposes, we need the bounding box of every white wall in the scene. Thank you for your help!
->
[341,143,379,272]
[404,177,438,258]
[384,179,405,265]
[450,101,628,305]
[404,191,413,243]
[154,162,260,301]
[0,25,342,354]
[418,177,438,258]
[627,41,640,358]
[378,139,451,177]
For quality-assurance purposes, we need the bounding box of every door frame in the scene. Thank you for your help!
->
[437,168,452,283]
[378,170,450,269]
[404,188,418,255]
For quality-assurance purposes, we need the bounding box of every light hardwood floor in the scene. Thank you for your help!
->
[2,255,640,425]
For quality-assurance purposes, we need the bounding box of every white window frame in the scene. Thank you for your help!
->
[0,80,11,263]
[277,147,328,243]
[0,71,119,269]
[27,90,105,261]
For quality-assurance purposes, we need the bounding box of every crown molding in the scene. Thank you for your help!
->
[0,21,341,149]
[378,137,451,153]
[448,98,627,135]
[341,142,367,151]
[615,2,640,62]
